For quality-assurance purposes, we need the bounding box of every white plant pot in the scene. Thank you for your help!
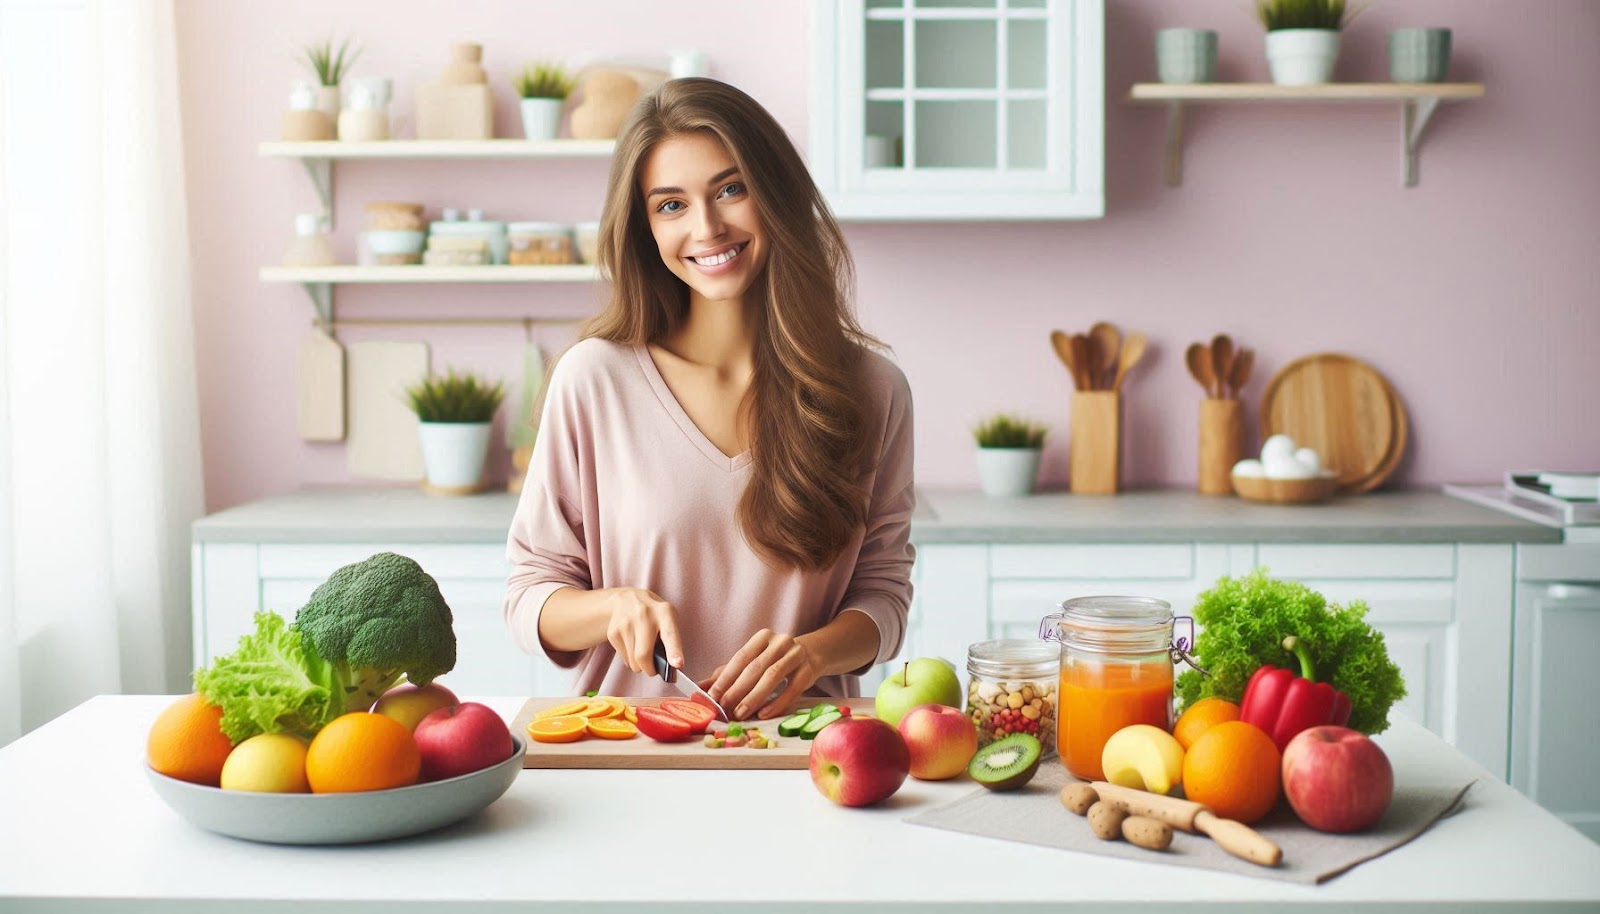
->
[418,421,493,494]
[1265,29,1341,86]
[519,98,564,140]
[976,447,1041,497]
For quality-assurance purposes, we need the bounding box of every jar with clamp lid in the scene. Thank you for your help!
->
[1039,596,1199,782]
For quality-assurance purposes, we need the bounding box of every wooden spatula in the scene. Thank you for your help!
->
[1069,334,1093,392]
[1050,330,1080,390]
[1186,342,1216,398]
[1089,321,1121,391]
[1228,347,1254,399]
[1111,331,1147,392]
[1210,334,1234,400]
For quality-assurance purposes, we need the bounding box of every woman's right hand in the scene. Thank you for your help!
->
[602,587,685,676]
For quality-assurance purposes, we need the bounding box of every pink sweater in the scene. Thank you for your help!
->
[503,338,916,700]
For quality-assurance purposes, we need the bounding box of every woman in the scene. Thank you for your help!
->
[503,78,914,722]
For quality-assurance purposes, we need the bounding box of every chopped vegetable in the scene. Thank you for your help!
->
[1176,569,1406,734]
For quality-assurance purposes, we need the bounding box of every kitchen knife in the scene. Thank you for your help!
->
[652,639,731,722]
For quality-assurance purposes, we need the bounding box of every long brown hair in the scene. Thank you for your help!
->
[584,77,879,571]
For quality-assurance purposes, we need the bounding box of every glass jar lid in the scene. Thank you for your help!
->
[1041,595,1174,654]
[967,638,1060,679]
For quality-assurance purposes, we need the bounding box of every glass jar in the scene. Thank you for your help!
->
[507,222,575,265]
[1039,596,1178,782]
[965,639,1059,756]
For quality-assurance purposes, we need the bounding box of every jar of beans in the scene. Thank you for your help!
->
[965,639,1059,756]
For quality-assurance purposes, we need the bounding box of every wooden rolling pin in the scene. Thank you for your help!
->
[1090,781,1283,867]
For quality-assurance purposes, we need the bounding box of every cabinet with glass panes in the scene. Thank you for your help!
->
[808,0,1103,220]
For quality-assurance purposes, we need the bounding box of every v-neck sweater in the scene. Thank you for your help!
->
[503,337,916,700]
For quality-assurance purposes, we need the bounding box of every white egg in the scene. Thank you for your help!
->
[1261,434,1298,463]
[1232,458,1265,479]
[1263,453,1314,479]
[1294,447,1323,475]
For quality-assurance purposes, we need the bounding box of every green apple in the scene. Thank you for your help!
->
[874,657,963,727]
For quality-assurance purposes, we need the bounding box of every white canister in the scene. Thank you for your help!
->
[418,422,493,492]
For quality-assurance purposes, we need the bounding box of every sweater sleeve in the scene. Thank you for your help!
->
[503,352,593,668]
[839,362,917,673]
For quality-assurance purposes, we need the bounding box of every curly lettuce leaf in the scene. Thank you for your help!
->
[194,611,343,743]
[1175,568,1407,734]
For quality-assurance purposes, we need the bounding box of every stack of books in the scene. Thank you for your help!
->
[1502,471,1600,525]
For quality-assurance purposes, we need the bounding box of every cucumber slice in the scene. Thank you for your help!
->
[778,711,812,737]
[800,710,843,739]
[805,703,839,722]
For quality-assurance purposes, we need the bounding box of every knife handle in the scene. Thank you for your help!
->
[652,638,673,681]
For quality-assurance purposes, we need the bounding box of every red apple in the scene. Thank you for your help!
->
[372,681,459,732]
[1281,725,1394,833]
[898,702,979,781]
[808,716,910,807]
[413,702,514,782]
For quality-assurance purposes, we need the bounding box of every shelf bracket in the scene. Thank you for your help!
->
[1163,101,1186,187]
[301,281,333,327]
[299,157,334,226]
[1401,97,1441,187]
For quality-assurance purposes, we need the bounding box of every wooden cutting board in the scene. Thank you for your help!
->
[295,327,345,442]
[1259,353,1408,493]
[511,696,878,769]
[345,340,428,480]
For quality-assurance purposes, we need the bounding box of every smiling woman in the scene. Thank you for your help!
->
[503,78,916,723]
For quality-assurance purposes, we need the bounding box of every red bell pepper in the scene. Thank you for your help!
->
[1239,635,1352,752]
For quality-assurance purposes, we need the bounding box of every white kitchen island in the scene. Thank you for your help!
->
[2,697,1598,913]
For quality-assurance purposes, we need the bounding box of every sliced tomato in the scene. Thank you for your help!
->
[634,707,696,742]
[659,698,717,732]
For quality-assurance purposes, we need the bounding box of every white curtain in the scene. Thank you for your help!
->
[0,0,203,745]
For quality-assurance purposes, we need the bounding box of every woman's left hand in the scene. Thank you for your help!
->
[702,629,823,720]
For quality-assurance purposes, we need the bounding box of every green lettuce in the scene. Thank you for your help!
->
[194,611,343,743]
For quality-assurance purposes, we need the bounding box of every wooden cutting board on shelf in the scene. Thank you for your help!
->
[295,327,345,442]
[511,696,877,769]
[1259,353,1408,493]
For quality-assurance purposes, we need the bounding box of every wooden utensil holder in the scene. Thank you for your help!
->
[1198,398,1243,495]
[1069,391,1121,495]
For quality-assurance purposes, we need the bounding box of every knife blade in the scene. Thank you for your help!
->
[652,639,731,722]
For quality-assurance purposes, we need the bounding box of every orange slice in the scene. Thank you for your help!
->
[624,705,638,724]
[527,715,588,743]
[580,697,627,720]
[586,718,639,740]
[534,701,590,721]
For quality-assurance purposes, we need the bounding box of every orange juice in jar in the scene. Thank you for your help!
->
[1039,596,1179,782]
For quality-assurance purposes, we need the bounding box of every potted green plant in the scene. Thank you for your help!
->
[404,369,506,495]
[302,36,362,121]
[513,60,575,141]
[1256,0,1352,86]
[973,414,1048,497]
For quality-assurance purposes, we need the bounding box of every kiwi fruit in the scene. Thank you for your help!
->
[968,733,1042,791]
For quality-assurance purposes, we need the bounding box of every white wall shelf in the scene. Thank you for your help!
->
[1128,82,1485,187]
[260,265,602,324]
[258,139,615,225]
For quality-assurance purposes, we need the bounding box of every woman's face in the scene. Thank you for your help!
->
[640,131,769,306]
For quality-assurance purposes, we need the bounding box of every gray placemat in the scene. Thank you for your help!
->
[905,759,1477,884]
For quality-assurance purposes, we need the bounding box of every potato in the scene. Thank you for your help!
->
[1060,783,1098,816]
[1122,815,1174,851]
[1087,801,1128,841]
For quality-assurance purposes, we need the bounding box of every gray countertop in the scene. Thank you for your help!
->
[192,485,1559,545]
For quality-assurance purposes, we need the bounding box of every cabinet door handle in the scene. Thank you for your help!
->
[1546,583,1600,601]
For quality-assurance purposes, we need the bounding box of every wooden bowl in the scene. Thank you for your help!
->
[1232,473,1340,504]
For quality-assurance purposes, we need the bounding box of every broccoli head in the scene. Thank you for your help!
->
[292,552,457,711]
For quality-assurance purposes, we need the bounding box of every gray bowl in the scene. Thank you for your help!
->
[146,735,524,845]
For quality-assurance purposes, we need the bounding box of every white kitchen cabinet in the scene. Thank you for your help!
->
[914,540,1514,780]
[808,0,1104,220]
[1511,544,1600,843]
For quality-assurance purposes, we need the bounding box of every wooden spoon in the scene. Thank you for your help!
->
[1210,334,1234,400]
[1228,347,1254,399]
[1089,321,1121,391]
[1050,329,1077,386]
[1186,342,1216,398]
[1069,334,1093,392]
[1111,331,1147,392]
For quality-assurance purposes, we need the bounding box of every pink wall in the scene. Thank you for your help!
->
[177,1,1600,513]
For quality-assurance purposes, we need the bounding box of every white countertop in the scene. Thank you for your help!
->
[3,696,1598,913]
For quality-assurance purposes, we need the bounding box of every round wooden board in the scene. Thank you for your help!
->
[1259,353,1407,493]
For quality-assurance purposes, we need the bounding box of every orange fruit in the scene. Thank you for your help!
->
[1173,697,1241,751]
[586,718,639,740]
[579,697,626,719]
[147,693,235,786]
[305,712,420,793]
[534,701,591,720]
[624,705,638,724]
[527,715,588,743]
[1182,720,1281,824]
